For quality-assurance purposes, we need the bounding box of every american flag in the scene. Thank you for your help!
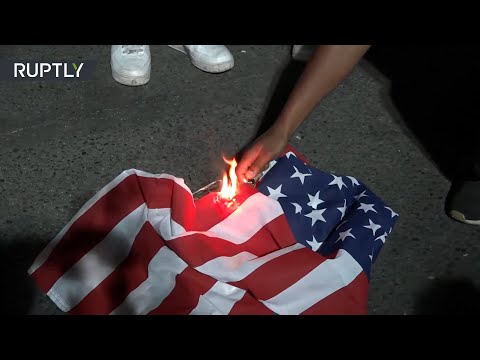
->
[29,146,398,315]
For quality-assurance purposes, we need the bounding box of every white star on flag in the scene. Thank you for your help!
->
[307,191,324,209]
[290,166,312,185]
[291,202,303,214]
[328,174,347,190]
[375,232,388,244]
[336,228,355,243]
[364,219,381,236]
[385,206,399,218]
[266,185,287,201]
[337,199,347,219]
[357,203,378,213]
[285,152,296,159]
[354,190,368,201]
[305,208,327,226]
[347,176,360,186]
[306,235,322,251]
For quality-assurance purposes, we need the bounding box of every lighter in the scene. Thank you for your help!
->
[192,178,257,201]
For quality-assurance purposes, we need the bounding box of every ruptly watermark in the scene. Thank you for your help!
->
[0,60,96,81]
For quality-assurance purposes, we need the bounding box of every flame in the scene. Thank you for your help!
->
[219,156,238,201]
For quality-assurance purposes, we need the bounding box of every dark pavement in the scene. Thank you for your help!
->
[1,45,479,315]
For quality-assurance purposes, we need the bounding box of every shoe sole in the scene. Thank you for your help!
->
[449,210,480,225]
[168,45,234,74]
[111,66,150,86]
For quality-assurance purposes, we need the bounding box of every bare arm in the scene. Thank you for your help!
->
[273,45,371,139]
[237,45,371,182]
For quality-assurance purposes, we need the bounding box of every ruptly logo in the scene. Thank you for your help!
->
[0,60,96,81]
[14,62,83,78]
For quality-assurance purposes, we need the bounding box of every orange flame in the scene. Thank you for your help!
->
[219,156,238,201]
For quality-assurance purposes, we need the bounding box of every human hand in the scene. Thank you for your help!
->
[236,126,289,183]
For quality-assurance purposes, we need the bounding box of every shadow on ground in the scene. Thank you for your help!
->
[414,277,480,315]
[0,230,142,315]
[365,45,480,185]
[0,239,45,315]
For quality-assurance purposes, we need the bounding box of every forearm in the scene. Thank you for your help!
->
[273,45,371,138]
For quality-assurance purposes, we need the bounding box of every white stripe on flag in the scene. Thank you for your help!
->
[148,208,186,239]
[195,243,304,283]
[110,246,188,315]
[132,170,193,195]
[46,204,148,312]
[189,281,246,315]
[159,192,284,243]
[206,193,284,244]
[260,249,363,315]
[28,169,190,275]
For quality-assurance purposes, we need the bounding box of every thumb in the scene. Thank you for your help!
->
[245,153,272,180]
[236,146,261,183]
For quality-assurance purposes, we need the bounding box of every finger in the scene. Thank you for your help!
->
[252,163,270,181]
[246,152,272,180]
[236,146,261,183]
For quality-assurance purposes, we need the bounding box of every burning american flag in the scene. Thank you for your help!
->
[29,145,398,315]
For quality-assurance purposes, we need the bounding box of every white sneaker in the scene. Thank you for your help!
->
[111,45,151,86]
[168,45,234,73]
[292,45,317,62]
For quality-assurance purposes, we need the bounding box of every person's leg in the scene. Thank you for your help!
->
[441,46,480,225]
[447,146,480,225]
[168,45,234,73]
[111,45,151,86]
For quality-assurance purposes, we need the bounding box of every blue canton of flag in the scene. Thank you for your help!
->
[256,151,399,278]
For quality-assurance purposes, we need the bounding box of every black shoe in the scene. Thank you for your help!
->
[446,179,480,225]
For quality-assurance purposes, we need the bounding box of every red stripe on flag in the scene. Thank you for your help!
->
[192,193,229,231]
[230,248,328,301]
[147,267,217,315]
[301,272,369,315]
[167,216,297,268]
[68,222,165,315]
[228,292,275,315]
[137,176,196,231]
[261,212,298,249]
[31,174,148,293]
